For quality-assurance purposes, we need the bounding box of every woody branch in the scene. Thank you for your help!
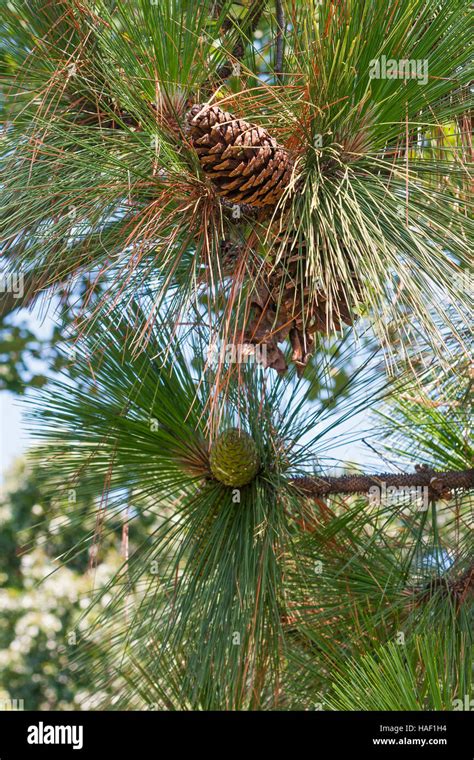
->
[291,467,474,499]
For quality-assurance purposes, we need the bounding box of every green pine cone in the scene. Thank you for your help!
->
[209,428,260,487]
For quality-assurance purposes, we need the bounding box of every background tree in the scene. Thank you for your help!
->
[0,456,122,709]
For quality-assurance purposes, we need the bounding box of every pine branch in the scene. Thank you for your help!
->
[291,467,474,498]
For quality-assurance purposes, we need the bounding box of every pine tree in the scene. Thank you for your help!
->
[1,0,472,711]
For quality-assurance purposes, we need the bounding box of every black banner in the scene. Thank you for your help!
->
[0,710,470,758]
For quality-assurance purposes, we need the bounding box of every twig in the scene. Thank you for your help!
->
[275,0,285,83]
[290,468,474,498]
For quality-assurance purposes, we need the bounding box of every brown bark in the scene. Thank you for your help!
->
[291,467,474,499]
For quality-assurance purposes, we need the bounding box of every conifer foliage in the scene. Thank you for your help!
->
[0,0,472,710]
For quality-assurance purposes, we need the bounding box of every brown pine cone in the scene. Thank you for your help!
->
[244,235,361,376]
[186,104,294,208]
